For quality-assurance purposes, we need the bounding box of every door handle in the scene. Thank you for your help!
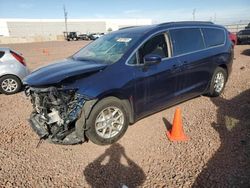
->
[171,64,181,72]
[171,61,186,72]
[172,64,178,69]
[171,63,183,69]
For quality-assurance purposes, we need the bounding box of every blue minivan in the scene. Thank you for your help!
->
[24,21,233,145]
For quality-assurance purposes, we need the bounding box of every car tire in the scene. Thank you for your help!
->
[0,75,22,95]
[208,67,227,97]
[85,97,129,145]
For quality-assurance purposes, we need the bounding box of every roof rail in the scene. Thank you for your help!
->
[118,26,140,30]
[157,21,214,27]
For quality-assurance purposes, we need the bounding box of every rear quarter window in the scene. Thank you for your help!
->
[242,30,250,35]
[202,28,225,47]
[170,28,205,56]
[0,51,5,58]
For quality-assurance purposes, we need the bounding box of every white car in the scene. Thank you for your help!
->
[0,48,30,94]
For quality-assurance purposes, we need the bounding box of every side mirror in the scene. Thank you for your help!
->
[143,54,162,66]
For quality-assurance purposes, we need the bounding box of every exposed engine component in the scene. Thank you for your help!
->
[25,86,86,144]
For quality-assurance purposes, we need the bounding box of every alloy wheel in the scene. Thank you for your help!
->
[95,106,124,139]
[214,72,225,93]
[1,78,18,93]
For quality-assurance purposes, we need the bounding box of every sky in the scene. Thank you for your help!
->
[0,0,249,24]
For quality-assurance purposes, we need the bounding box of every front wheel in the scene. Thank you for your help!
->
[208,67,227,97]
[86,97,129,145]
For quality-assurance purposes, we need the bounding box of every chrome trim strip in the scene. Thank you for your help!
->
[125,26,227,67]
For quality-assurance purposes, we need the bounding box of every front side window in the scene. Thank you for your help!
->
[73,33,141,64]
[170,28,205,56]
[202,28,225,47]
[138,34,169,64]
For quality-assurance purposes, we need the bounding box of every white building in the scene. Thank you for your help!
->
[0,18,152,37]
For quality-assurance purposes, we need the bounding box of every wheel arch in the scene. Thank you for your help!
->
[218,64,228,80]
[91,91,135,124]
[0,73,22,83]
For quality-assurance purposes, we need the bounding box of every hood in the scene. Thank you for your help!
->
[23,58,107,86]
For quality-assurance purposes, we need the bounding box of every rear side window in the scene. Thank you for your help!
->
[202,28,225,47]
[0,51,4,58]
[170,28,205,56]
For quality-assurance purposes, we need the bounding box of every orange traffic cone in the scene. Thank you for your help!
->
[42,48,49,56]
[166,107,189,141]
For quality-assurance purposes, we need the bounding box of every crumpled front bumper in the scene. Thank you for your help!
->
[28,112,86,145]
[25,86,88,145]
[29,113,49,139]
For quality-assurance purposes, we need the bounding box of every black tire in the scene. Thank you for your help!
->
[86,97,129,145]
[207,67,227,97]
[0,75,22,95]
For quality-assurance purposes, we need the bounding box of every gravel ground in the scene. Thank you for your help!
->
[0,41,249,188]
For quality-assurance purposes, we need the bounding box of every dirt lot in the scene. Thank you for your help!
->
[0,41,250,187]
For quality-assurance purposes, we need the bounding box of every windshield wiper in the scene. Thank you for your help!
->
[73,56,109,64]
[73,57,95,62]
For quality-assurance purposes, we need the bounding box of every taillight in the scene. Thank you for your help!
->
[10,51,26,66]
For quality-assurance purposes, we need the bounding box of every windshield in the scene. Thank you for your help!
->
[73,33,141,64]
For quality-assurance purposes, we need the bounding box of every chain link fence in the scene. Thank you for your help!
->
[224,22,250,33]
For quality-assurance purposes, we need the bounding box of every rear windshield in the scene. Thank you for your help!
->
[0,51,5,58]
[202,28,225,47]
[240,30,250,35]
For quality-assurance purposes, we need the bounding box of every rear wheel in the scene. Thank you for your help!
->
[208,67,227,97]
[0,75,22,95]
[86,97,129,145]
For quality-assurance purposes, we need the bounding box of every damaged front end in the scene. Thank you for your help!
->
[25,86,88,145]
